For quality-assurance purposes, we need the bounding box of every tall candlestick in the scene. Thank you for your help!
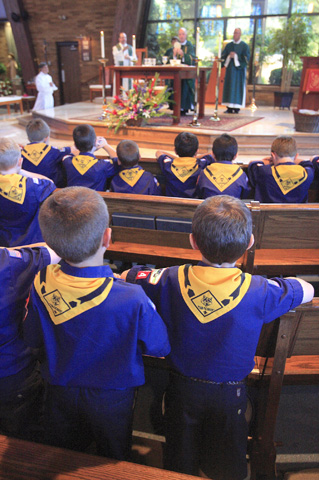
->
[132,34,136,58]
[218,32,222,58]
[196,27,200,58]
[100,31,105,59]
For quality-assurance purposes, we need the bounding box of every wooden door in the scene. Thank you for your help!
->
[57,41,82,104]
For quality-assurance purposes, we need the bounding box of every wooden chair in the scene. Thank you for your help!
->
[136,47,148,65]
[89,66,112,101]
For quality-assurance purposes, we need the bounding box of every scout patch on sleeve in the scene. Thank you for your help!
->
[0,174,27,205]
[271,165,308,195]
[72,155,98,175]
[119,168,144,187]
[149,268,167,285]
[8,249,22,259]
[136,270,151,280]
[22,143,51,166]
[34,264,113,325]
[178,264,251,324]
[204,164,244,192]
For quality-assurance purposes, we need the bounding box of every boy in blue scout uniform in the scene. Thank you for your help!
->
[21,118,77,188]
[156,132,211,198]
[110,140,161,195]
[0,244,60,441]
[63,124,120,191]
[0,138,56,247]
[248,136,314,203]
[196,134,250,199]
[122,195,314,480]
[23,187,170,459]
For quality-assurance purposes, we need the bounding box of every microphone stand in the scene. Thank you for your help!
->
[189,56,201,127]
[211,57,221,122]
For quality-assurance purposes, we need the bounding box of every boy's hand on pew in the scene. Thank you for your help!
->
[121,270,130,281]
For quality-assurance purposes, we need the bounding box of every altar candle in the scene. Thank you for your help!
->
[100,31,105,58]
[196,27,200,58]
[218,32,222,58]
[132,35,136,58]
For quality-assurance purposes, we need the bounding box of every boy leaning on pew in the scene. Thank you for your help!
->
[248,135,314,203]
[0,138,56,247]
[122,195,314,480]
[156,131,211,198]
[196,133,250,199]
[62,124,120,191]
[23,187,170,460]
[21,118,78,188]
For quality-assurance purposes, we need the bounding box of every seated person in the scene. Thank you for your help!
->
[248,136,314,203]
[122,195,314,480]
[63,124,119,191]
[156,132,211,198]
[196,134,250,199]
[21,118,77,188]
[0,243,60,441]
[110,140,161,195]
[23,187,170,459]
[0,138,56,247]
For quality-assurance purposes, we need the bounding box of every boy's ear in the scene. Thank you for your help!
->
[189,233,199,251]
[247,234,254,250]
[102,228,112,249]
[18,157,23,167]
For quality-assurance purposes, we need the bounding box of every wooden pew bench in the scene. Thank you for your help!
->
[100,192,319,276]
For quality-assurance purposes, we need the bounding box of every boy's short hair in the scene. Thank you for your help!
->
[0,138,20,171]
[116,140,140,168]
[73,124,96,152]
[271,136,297,159]
[212,134,238,162]
[192,195,252,265]
[26,118,50,142]
[39,187,109,264]
[174,132,199,157]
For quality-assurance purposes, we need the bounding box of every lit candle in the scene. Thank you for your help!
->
[196,27,200,58]
[218,32,222,58]
[132,35,136,58]
[100,31,105,59]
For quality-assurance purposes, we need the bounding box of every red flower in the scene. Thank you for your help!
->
[112,109,118,115]
[114,95,120,104]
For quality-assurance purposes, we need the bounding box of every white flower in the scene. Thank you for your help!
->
[142,111,151,118]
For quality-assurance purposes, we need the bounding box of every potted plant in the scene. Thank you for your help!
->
[267,14,313,109]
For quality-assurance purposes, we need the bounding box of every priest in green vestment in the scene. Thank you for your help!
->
[221,28,250,114]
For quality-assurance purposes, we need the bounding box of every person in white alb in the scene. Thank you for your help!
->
[112,32,136,92]
[33,63,58,111]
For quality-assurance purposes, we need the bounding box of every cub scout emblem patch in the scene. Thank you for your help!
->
[119,168,144,187]
[22,143,50,166]
[271,165,308,195]
[171,164,198,183]
[149,268,166,285]
[204,164,243,192]
[0,175,26,205]
[191,290,223,317]
[72,155,98,175]
[43,289,70,317]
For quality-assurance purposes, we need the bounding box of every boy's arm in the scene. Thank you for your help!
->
[138,294,171,358]
[23,288,44,349]
[96,137,117,159]
[284,277,314,304]
[155,150,176,159]
[20,168,54,183]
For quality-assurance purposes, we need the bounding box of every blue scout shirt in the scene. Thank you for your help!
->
[63,152,119,191]
[248,160,314,203]
[196,156,250,199]
[157,154,211,198]
[111,164,161,195]
[0,174,56,247]
[24,262,170,389]
[127,263,303,382]
[0,246,51,379]
[22,143,71,187]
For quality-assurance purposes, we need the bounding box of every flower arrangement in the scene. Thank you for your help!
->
[103,73,172,132]
[0,80,13,96]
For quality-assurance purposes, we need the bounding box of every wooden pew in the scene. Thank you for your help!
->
[101,192,319,276]
[0,434,201,480]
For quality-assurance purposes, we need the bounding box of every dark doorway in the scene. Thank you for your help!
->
[57,41,81,104]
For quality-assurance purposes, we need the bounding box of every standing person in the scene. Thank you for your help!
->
[6,53,18,81]
[221,28,250,114]
[167,28,195,114]
[112,32,135,91]
[33,63,58,111]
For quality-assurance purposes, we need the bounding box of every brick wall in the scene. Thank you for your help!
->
[22,0,118,103]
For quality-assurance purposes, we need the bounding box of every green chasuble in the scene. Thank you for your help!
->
[221,41,250,108]
[167,40,195,110]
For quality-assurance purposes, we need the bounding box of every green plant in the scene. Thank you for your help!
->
[0,63,6,77]
[0,80,13,96]
[267,14,313,92]
[103,74,172,133]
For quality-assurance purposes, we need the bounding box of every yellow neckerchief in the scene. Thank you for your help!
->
[34,264,113,325]
[119,167,144,187]
[22,143,51,166]
[271,164,308,195]
[72,154,98,175]
[204,163,244,192]
[0,174,27,205]
[171,157,198,183]
[178,264,251,324]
